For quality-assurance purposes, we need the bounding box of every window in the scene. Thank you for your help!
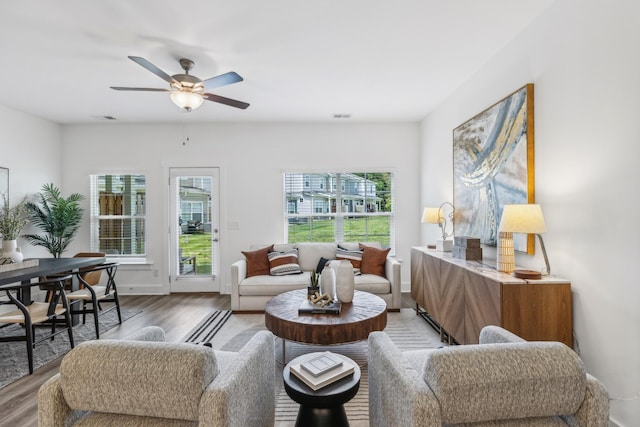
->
[90,174,146,257]
[284,172,394,247]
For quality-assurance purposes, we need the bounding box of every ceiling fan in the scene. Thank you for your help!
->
[111,56,249,112]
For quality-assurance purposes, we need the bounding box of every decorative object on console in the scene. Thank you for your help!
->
[421,203,454,252]
[332,260,355,303]
[498,204,549,279]
[453,84,535,254]
[452,236,482,260]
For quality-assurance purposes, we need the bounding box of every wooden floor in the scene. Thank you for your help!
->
[0,292,416,427]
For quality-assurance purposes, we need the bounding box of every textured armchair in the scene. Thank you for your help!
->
[38,327,275,426]
[368,325,609,426]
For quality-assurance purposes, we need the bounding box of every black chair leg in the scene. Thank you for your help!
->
[26,320,34,374]
[93,299,100,340]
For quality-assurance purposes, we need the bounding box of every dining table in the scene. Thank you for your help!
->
[0,256,106,325]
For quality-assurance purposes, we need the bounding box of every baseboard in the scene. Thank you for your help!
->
[118,284,167,295]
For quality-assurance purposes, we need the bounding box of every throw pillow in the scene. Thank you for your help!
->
[241,245,274,277]
[315,257,332,274]
[359,243,390,277]
[336,246,363,275]
[268,249,303,276]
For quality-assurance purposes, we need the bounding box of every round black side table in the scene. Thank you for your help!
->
[283,352,361,427]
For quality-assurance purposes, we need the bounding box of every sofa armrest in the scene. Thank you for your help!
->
[385,257,401,310]
[479,325,526,344]
[230,259,247,311]
[199,331,275,427]
[122,326,166,342]
[368,331,440,427]
[563,373,609,427]
[38,374,87,427]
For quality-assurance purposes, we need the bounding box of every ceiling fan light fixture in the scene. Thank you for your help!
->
[170,90,204,112]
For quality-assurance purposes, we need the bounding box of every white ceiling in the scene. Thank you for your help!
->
[0,0,556,124]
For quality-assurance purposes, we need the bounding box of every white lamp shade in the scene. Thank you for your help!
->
[170,90,204,111]
[421,207,440,224]
[498,204,546,234]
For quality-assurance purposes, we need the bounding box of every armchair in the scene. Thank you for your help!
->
[368,325,609,426]
[38,327,275,426]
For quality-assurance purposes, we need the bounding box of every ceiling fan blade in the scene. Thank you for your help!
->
[203,93,250,109]
[203,71,244,92]
[128,56,178,85]
[110,87,170,92]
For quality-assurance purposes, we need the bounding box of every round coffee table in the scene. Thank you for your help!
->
[265,289,387,360]
[283,352,361,427]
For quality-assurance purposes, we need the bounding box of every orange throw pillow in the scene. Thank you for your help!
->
[359,244,390,278]
[242,245,274,277]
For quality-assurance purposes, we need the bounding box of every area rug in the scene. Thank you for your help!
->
[186,309,444,427]
[0,308,141,389]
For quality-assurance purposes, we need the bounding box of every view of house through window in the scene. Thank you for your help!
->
[177,175,214,277]
[284,172,394,246]
[90,174,146,257]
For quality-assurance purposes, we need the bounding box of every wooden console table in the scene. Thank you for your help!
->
[410,247,573,347]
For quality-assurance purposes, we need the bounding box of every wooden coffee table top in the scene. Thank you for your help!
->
[264,290,387,345]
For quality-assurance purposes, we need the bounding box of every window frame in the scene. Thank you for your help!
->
[283,171,395,248]
[89,174,147,261]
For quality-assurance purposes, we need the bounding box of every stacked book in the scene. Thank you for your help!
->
[452,236,482,260]
[298,299,342,314]
[289,352,355,391]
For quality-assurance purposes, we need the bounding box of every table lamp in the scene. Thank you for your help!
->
[421,203,454,252]
[497,204,549,279]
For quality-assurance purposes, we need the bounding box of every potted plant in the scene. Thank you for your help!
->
[23,183,84,258]
[308,269,320,299]
[0,194,29,262]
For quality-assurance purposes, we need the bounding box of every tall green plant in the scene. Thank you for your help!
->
[23,183,85,258]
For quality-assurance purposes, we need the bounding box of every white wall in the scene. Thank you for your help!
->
[61,122,420,294]
[0,105,63,257]
[420,0,640,425]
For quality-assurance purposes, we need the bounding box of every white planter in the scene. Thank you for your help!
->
[332,260,355,303]
[1,239,24,263]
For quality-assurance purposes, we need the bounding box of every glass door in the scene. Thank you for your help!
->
[169,167,220,292]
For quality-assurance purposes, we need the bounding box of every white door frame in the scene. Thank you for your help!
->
[169,167,220,292]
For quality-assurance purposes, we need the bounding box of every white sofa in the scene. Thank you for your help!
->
[231,242,401,312]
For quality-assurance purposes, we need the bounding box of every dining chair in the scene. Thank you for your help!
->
[65,262,122,339]
[0,275,75,374]
[41,252,106,302]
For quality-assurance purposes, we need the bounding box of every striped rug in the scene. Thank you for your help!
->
[185,309,444,427]
[183,310,232,343]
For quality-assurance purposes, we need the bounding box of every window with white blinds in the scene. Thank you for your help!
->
[89,174,146,257]
[284,172,394,247]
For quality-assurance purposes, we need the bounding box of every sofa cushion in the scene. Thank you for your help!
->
[295,242,337,271]
[354,274,391,294]
[315,257,332,273]
[239,272,311,296]
[339,241,382,250]
[359,244,390,277]
[336,246,363,274]
[422,342,586,424]
[242,245,274,277]
[268,249,303,276]
[59,340,218,421]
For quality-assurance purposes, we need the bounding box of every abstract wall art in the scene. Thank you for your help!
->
[453,84,535,254]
